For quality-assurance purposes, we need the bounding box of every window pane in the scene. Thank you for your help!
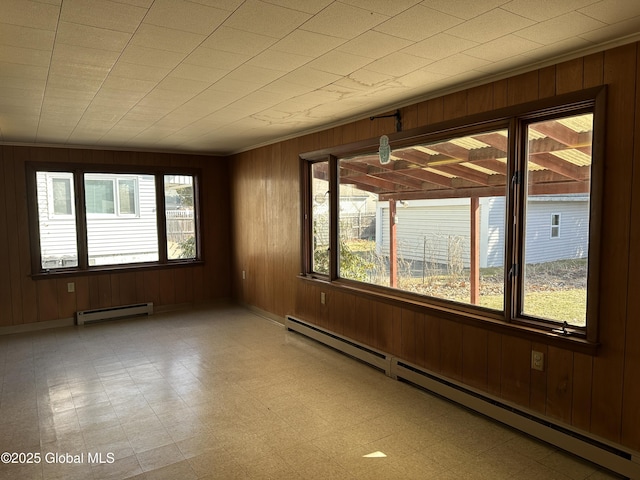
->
[523,113,593,326]
[311,162,330,274]
[85,174,158,265]
[165,175,196,260]
[85,179,114,214]
[118,179,137,215]
[52,178,72,215]
[338,129,508,310]
[36,172,78,268]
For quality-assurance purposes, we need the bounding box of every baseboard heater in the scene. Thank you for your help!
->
[285,315,640,480]
[284,316,392,375]
[76,302,153,326]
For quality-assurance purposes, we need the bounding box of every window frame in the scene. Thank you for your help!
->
[550,213,561,239]
[47,173,75,218]
[84,174,141,218]
[26,162,203,276]
[300,87,605,347]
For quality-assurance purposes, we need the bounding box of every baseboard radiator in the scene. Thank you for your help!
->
[76,302,153,326]
[285,315,640,480]
[284,316,392,375]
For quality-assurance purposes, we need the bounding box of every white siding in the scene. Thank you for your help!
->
[378,199,472,267]
[36,172,78,265]
[36,173,161,266]
[375,195,587,270]
[486,197,506,268]
[86,175,158,265]
[524,198,589,264]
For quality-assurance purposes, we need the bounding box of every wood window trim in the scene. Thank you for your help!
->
[300,86,606,349]
[26,162,203,277]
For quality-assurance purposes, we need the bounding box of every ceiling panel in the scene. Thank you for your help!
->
[0,0,639,153]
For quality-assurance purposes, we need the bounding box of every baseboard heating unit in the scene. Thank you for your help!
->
[76,302,153,326]
[285,315,640,480]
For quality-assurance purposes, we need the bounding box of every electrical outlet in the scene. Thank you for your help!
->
[67,282,75,293]
[242,270,246,280]
[531,350,544,371]
[320,292,326,305]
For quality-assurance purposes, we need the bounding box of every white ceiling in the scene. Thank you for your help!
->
[1,0,640,155]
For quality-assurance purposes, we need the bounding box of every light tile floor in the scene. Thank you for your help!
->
[0,303,625,480]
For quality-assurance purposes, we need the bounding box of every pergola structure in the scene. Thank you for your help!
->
[317,115,593,303]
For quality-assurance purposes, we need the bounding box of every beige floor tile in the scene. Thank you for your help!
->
[0,304,626,480]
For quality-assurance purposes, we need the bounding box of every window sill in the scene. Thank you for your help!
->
[298,275,599,356]
[31,259,204,280]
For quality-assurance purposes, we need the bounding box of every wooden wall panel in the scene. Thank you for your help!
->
[400,308,417,363]
[546,346,573,424]
[590,44,636,442]
[374,301,394,353]
[507,70,539,105]
[487,332,502,397]
[500,337,532,406]
[439,320,462,382]
[529,342,548,414]
[423,314,440,372]
[538,65,556,99]
[466,83,493,115]
[0,150,13,326]
[442,90,467,121]
[462,325,488,391]
[620,46,640,451]
[556,58,584,94]
[572,353,594,431]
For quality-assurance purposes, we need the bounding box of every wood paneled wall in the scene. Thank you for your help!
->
[230,43,640,452]
[0,146,231,326]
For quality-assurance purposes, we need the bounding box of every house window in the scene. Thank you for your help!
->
[165,175,196,260]
[310,161,330,275]
[302,88,604,341]
[521,113,594,326]
[37,172,78,268]
[51,176,73,216]
[27,165,201,272]
[85,174,157,266]
[550,213,561,238]
[84,174,138,216]
[337,128,508,310]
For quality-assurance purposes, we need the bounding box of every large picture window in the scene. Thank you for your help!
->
[302,89,604,342]
[28,165,201,273]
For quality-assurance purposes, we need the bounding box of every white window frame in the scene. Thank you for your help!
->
[84,174,139,218]
[550,213,561,239]
[47,173,75,219]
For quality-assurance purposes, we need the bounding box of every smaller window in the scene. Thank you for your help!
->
[85,174,138,217]
[550,213,561,238]
[50,175,74,217]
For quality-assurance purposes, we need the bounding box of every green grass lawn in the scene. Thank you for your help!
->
[474,289,586,327]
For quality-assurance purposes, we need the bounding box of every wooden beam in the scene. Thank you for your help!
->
[473,132,508,151]
[529,153,590,181]
[430,164,491,185]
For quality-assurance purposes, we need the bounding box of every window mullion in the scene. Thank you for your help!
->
[75,171,89,270]
[328,155,339,281]
[156,173,168,264]
[505,118,522,322]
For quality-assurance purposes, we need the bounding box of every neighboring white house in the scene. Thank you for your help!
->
[376,195,589,269]
[36,172,193,268]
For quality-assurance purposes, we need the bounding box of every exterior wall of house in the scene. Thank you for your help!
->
[525,197,589,264]
[375,196,588,269]
[85,175,158,266]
